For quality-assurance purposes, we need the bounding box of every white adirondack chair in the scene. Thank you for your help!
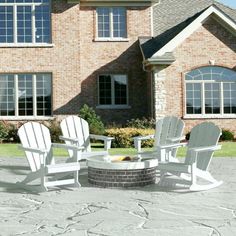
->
[17,122,84,192]
[158,122,223,191]
[60,116,114,160]
[133,116,185,162]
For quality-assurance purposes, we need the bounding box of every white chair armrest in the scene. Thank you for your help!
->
[166,136,186,142]
[59,136,80,143]
[89,134,114,150]
[133,135,155,152]
[52,143,84,151]
[189,145,221,153]
[133,134,154,141]
[18,145,47,154]
[89,134,114,141]
[158,142,188,150]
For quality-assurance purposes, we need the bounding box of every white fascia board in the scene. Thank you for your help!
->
[152,5,236,57]
[68,0,159,6]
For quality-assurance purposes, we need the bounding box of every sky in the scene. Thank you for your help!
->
[218,0,236,9]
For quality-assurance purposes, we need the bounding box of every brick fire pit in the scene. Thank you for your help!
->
[87,155,158,188]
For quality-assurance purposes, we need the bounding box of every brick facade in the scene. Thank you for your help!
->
[1,1,236,133]
[0,0,151,124]
[153,17,236,133]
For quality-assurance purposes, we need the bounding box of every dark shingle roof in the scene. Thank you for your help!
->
[153,0,236,36]
[139,0,236,60]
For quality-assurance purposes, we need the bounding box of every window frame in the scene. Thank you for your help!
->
[184,67,236,118]
[0,73,53,120]
[97,74,130,109]
[0,0,52,46]
[95,7,128,41]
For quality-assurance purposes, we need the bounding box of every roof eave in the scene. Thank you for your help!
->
[68,0,159,6]
[144,55,176,66]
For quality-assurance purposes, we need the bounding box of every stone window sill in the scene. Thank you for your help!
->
[0,116,54,121]
[184,114,236,119]
[93,38,129,42]
[0,43,54,48]
[96,105,131,109]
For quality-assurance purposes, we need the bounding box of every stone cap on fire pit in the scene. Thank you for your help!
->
[87,155,158,170]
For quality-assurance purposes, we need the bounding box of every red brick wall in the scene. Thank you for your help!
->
[0,1,152,124]
[0,1,81,115]
[161,17,236,133]
[79,6,152,124]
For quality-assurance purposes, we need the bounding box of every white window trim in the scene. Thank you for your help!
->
[0,1,51,45]
[96,7,127,40]
[97,74,130,109]
[0,73,53,119]
[184,80,236,118]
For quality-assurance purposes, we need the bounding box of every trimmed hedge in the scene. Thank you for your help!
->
[106,128,155,148]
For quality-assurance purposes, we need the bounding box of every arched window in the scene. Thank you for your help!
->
[185,66,236,116]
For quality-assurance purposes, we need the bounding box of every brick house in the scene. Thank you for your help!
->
[0,0,236,132]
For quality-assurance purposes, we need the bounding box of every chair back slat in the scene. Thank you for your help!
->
[154,116,184,146]
[61,116,91,158]
[185,122,221,170]
[18,122,51,172]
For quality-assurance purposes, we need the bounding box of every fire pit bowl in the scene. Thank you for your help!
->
[87,155,158,188]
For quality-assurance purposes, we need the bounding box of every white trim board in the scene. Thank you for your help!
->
[152,5,236,57]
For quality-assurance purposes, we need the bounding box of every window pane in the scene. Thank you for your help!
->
[114,75,127,105]
[205,83,220,114]
[112,7,126,38]
[223,83,236,114]
[186,83,201,114]
[35,5,51,43]
[99,75,112,105]
[36,74,52,116]
[17,6,32,43]
[97,8,110,38]
[0,74,15,116]
[0,6,13,43]
[18,74,33,116]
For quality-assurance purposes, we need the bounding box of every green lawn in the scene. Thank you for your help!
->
[0,142,236,157]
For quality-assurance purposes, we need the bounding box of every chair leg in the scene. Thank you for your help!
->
[74,170,81,187]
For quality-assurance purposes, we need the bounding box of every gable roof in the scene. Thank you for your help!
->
[140,0,236,62]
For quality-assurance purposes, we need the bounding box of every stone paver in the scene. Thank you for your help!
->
[0,157,235,236]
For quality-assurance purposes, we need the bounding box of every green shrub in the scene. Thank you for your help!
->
[79,104,105,134]
[0,122,8,142]
[45,120,62,143]
[106,128,155,148]
[126,117,155,129]
[6,123,20,143]
[220,129,234,141]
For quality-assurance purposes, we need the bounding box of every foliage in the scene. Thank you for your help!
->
[106,128,155,148]
[6,123,20,143]
[220,129,235,141]
[0,122,8,142]
[45,120,62,143]
[126,117,155,129]
[79,104,105,134]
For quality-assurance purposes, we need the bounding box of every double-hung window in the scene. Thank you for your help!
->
[0,73,52,118]
[98,74,128,107]
[185,66,236,117]
[0,0,51,44]
[96,7,127,39]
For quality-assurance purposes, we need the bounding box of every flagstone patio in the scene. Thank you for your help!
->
[0,157,235,236]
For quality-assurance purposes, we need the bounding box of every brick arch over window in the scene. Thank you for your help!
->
[185,66,236,117]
